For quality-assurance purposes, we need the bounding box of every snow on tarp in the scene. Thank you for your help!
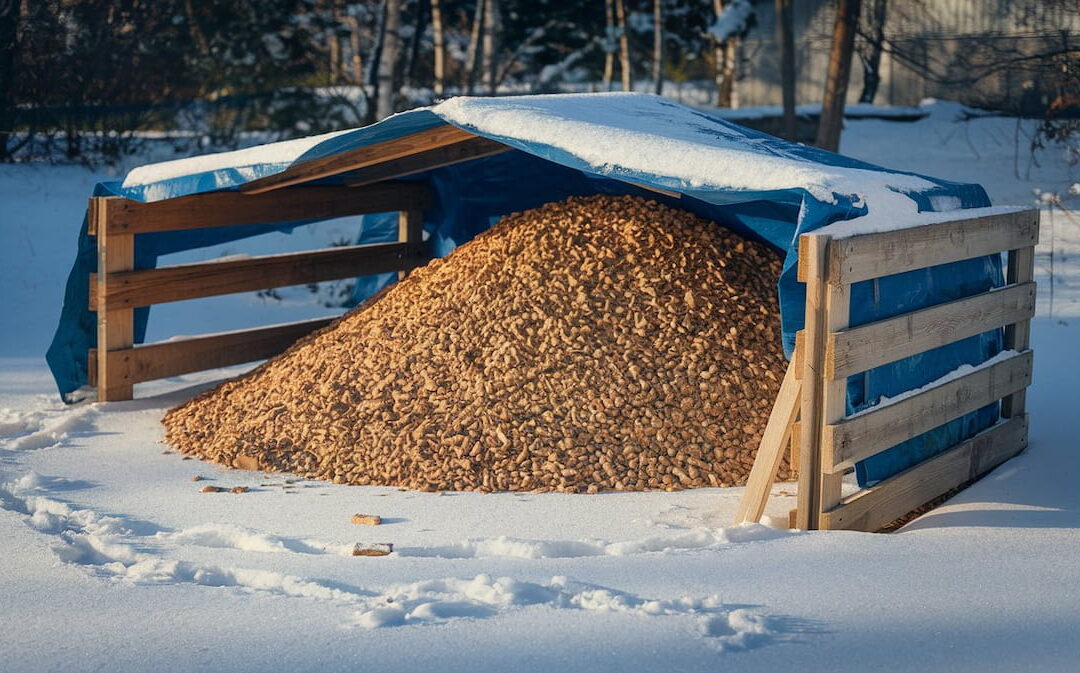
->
[48,92,1001,486]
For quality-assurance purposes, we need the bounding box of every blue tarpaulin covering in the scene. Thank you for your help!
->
[47,93,1002,487]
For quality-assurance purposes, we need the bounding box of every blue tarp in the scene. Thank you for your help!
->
[47,93,1002,487]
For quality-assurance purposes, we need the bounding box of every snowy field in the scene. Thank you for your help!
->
[2,101,1079,672]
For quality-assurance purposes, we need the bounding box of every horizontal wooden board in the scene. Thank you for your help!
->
[89,317,336,386]
[821,415,1028,531]
[88,183,433,236]
[240,124,477,194]
[826,209,1039,285]
[824,350,1032,471]
[343,136,511,187]
[91,242,422,310]
[826,282,1036,380]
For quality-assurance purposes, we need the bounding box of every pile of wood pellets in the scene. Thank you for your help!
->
[163,195,791,492]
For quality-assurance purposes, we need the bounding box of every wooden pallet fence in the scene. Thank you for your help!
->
[89,182,433,402]
[736,208,1039,531]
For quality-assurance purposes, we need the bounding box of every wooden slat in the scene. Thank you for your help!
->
[735,363,800,524]
[793,330,805,379]
[343,136,510,187]
[240,124,477,194]
[824,350,1033,471]
[93,317,336,385]
[826,282,1036,380]
[1002,246,1035,418]
[821,415,1028,531]
[818,270,850,520]
[827,209,1039,285]
[397,209,424,282]
[87,183,433,236]
[796,233,830,530]
[94,196,135,402]
[90,242,421,310]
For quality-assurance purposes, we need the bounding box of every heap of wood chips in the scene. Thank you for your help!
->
[163,195,791,493]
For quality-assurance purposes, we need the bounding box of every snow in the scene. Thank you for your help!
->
[434,93,935,220]
[2,99,1080,671]
[814,204,1029,237]
[707,0,753,43]
[121,128,354,191]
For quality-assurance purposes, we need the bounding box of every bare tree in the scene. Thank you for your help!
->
[652,0,663,95]
[615,0,630,91]
[0,0,21,160]
[775,0,797,140]
[376,0,402,120]
[817,0,861,151]
[431,0,446,96]
[481,0,500,94]
[857,0,887,103]
[603,0,615,89]
[464,0,484,94]
[328,0,343,83]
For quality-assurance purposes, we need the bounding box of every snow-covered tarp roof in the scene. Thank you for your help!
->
[50,92,1002,487]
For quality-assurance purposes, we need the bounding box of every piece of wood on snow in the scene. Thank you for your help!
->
[87,183,433,236]
[826,282,1036,380]
[240,124,477,194]
[734,362,801,524]
[823,349,1033,471]
[821,414,1028,531]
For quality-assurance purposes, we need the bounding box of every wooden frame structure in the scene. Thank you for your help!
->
[736,208,1039,532]
[87,124,518,402]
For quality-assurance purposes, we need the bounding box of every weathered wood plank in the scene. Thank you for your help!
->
[826,282,1036,380]
[90,242,421,310]
[793,330,805,380]
[398,209,424,281]
[93,196,135,402]
[1002,246,1035,418]
[735,363,800,524]
[827,209,1039,285]
[240,124,477,194]
[93,317,336,385]
[87,183,433,236]
[824,350,1033,471]
[343,136,510,187]
[821,415,1028,531]
[796,233,830,530]
[818,270,850,520]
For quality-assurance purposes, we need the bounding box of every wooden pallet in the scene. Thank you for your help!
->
[88,181,434,401]
[735,208,1039,532]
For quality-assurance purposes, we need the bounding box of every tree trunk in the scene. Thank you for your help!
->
[365,0,387,123]
[344,14,363,86]
[464,0,484,94]
[816,0,861,151]
[603,0,615,90]
[0,0,21,160]
[481,0,499,94]
[651,0,662,95]
[712,0,729,107]
[328,0,342,84]
[774,0,797,140]
[858,0,887,104]
[432,0,445,96]
[405,0,428,88]
[376,0,402,120]
[615,0,630,91]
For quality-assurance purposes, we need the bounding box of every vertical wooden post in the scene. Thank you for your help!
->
[796,234,828,529]
[93,197,134,401]
[818,271,850,525]
[398,209,424,281]
[796,233,848,529]
[1002,243,1035,418]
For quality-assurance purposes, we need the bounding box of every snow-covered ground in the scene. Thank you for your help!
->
[2,101,1079,672]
